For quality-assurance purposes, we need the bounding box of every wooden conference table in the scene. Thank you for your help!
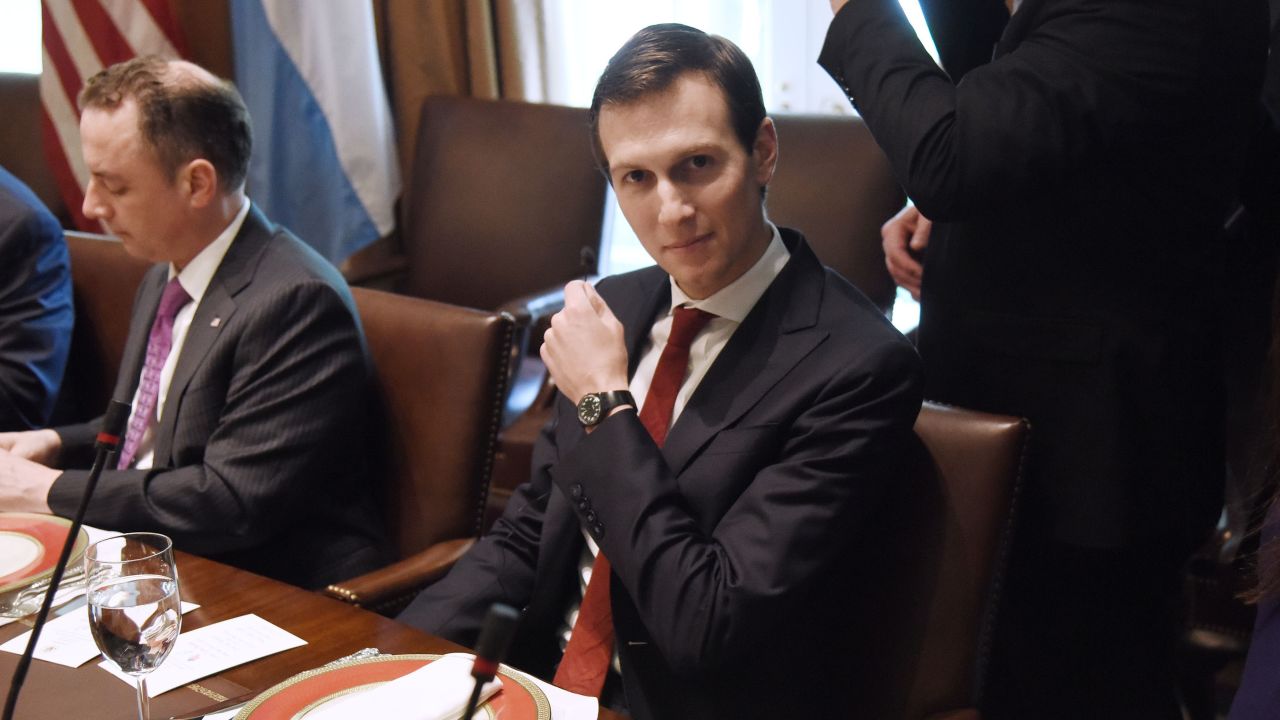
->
[0,552,625,719]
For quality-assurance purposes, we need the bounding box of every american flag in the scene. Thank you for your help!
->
[40,1,188,231]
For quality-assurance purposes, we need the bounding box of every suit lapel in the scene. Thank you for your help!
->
[153,207,272,462]
[661,231,829,477]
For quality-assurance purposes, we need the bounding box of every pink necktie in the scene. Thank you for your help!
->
[118,278,191,469]
[553,306,715,697]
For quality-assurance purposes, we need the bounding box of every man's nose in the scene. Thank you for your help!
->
[82,182,107,220]
[657,181,695,227]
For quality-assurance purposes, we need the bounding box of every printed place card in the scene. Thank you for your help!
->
[99,613,306,696]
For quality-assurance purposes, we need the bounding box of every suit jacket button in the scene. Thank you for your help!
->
[593,523,605,539]
[570,483,583,499]
[577,499,589,511]
[586,511,597,525]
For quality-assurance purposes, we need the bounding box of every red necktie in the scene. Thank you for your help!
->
[118,278,191,469]
[553,306,715,696]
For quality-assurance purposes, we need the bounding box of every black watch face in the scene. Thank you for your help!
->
[578,394,603,425]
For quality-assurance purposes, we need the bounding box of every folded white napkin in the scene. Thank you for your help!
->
[306,653,503,720]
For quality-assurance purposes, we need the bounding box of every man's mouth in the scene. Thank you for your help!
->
[668,232,712,251]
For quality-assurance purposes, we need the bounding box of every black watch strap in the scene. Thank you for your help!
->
[577,390,636,427]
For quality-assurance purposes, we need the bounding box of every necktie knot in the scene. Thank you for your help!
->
[667,306,715,350]
[156,278,192,322]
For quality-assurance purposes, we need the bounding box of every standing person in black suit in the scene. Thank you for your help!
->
[821,0,1268,717]
[0,56,387,590]
[398,24,922,719]
[0,164,72,432]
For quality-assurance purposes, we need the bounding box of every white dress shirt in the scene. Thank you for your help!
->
[126,198,250,470]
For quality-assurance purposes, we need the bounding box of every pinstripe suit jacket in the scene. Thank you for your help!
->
[49,206,388,589]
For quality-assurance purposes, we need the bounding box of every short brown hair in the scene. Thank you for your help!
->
[588,24,767,175]
[79,56,253,191]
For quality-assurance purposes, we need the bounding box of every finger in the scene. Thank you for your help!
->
[561,281,589,313]
[910,217,932,252]
[580,281,608,314]
[886,252,923,285]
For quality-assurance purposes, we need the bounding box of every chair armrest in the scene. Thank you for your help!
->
[341,251,408,290]
[925,709,980,720]
[497,285,565,330]
[497,275,601,330]
[323,537,475,616]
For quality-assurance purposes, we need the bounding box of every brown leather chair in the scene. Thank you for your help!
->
[55,231,152,423]
[324,288,514,615]
[770,112,905,315]
[0,72,68,225]
[400,95,606,317]
[396,95,607,419]
[846,401,1027,719]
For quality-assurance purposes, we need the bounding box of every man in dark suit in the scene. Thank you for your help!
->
[820,0,1268,717]
[398,24,922,719]
[0,164,72,432]
[0,57,387,590]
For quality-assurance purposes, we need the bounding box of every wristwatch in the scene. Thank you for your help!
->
[576,390,636,427]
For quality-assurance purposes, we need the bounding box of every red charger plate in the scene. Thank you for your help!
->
[233,654,551,719]
[0,512,89,593]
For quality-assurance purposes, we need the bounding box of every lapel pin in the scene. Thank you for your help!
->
[210,317,222,328]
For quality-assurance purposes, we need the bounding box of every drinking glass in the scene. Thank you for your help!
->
[85,533,181,720]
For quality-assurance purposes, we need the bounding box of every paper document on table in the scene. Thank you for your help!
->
[100,613,306,696]
[0,601,199,668]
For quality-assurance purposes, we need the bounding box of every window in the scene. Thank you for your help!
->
[0,0,41,74]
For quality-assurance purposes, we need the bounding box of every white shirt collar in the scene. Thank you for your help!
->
[669,223,789,322]
[169,197,251,304]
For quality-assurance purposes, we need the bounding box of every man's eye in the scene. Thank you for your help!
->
[689,155,711,169]
[624,170,646,183]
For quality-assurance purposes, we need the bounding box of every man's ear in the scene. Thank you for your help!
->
[183,159,219,208]
[753,117,779,187]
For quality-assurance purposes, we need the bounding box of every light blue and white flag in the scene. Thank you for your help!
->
[230,0,400,263]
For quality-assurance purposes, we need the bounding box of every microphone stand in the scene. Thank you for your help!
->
[460,603,520,720]
[2,400,131,720]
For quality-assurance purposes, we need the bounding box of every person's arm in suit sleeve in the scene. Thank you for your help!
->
[818,0,1224,220]
[536,276,923,674]
[0,193,73,431]
[46,278,366,555]
[397,406,559,645]
[558,334,921,674]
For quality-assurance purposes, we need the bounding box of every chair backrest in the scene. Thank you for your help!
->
[352,287,514,558]
[56,231,152,423]
[846,401,1027,719]
[769,113,904,314]
[400,95,607,311]
[0,72,68,225]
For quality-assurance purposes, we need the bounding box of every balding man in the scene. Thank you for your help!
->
[0,57,388,589]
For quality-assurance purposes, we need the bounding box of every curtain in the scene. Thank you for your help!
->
[373,0,549,187]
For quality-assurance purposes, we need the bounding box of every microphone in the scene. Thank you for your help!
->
[460,603,520,719]
[3,400,131,720]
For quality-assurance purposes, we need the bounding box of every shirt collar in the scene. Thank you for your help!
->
[169,197,251,304]
[669,222,789,323]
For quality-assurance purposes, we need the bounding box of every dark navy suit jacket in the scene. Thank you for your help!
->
[0,165,71,431]
[400,229,922,718]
